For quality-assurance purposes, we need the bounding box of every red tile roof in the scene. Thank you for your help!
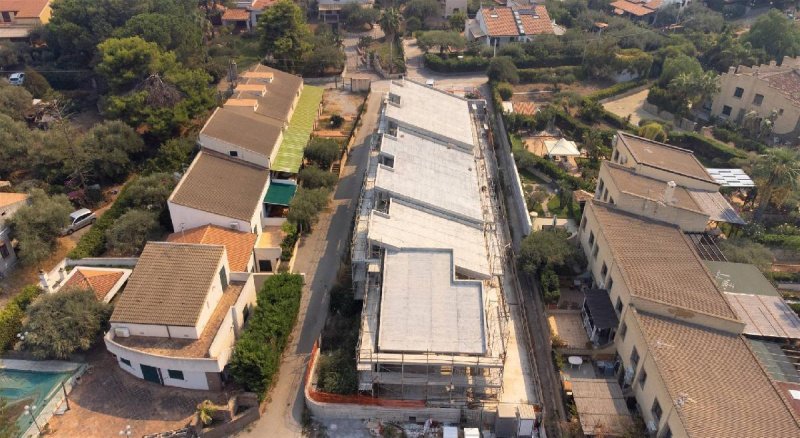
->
[63,269,124,301]
[252,0,277,10]
[513,101,536,115]
[167,224,257,272]
[0,0,50,18]
[764,69,800,106]
[519,6,554,35]
[610,0,654,16]
[481,7,519,37]
[222,8,250,21]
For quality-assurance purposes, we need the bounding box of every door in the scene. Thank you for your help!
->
[140,365,162,385]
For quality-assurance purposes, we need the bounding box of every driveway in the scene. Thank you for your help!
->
[602,88,665,127]
[238,81,389,437]
[402,38,488,92]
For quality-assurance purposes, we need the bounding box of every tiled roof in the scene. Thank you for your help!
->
[513,101,536,115]
[481,7,519,36]
[0,0,50,18]
[764,69,800,106]
[110,242,225,327]
[588,202,738,320]
[633,310,800,437]
[617,132,716,183]
[252,0,277,9]
[603,161,703,213]
[167,224,256,272]
[610,0,654,16]
[170,151,269,222]
[200,106,283,157]
[62,269,124,301]
[221,8,249,21]
[519,6,554,35]
[0,192,27,209]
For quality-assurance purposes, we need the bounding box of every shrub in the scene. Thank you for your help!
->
[329,114,344,128]
[105,209,160,256]
[20,289,112,359]
[287,188,331,232]
[229,274,303,398]
[667,132,747,167]
[68,181,132,259]
[518,66,583,84]
[304,137,341,169]
[540,267,560,304]
[298,166,338,189]
[496,82,513,101]
[718,237,774,271]
[280,222,299,262]
[316,350,359,394]
[423,53,489,73]
[587,79,647,101]
[487,56,519,84]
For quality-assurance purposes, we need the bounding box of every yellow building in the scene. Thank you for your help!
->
[710,56,800,141]
[0,0,52,40]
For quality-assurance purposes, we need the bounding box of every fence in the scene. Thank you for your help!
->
[496,115,532,237]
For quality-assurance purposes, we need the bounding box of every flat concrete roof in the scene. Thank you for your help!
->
[368,200,490,278]
[378,249,486,355]
[376,129,483,222]
[384,80,474,148]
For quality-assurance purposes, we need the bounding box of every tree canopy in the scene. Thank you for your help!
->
[8,189,72,266]
[744,9,800,61]
[81,121,145,182]
[258,0,314,72]
[518,229,579,276]
[105,209,160,256]
[487,56,519,84]
[416,31,465,54]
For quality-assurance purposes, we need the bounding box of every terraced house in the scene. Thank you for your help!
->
[575,133,800,436]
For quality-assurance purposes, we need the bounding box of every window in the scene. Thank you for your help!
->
[609,196,615,205]
[612,149,619,162]
[219,267,228,289]
[388,93,401,105]
[596,179,605,199]
[602,189,608,202]
[120,358,131,367]
[779,108,785,116]
[0,242,8,259]
[619,322,627,341]
[258,259,273,272]
[607,277,614,292]
[168,369,185,380]
[722,105,732,116]
[601,262,608,279]
[580,216,587,231]
[592,244,599,259]
[651,398,663,424]
[639,368,648,387]
[733,87,744,98]
[630,346,640,369]
[229,150,239,157]
[588,231,595,247]
[661,426,672,438]
[753,94,764,106]
[615,296,623,315]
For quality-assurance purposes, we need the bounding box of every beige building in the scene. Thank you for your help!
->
[710,56,800,142]
[0,0,51,40]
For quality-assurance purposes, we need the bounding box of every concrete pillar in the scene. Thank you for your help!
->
[38,270,52,293]
[58,267,66,282]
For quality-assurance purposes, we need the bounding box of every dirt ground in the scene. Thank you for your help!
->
[317,89,366,136]
[47,348,231,438]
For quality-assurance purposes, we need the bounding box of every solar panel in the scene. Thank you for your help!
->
[705,168,756,188]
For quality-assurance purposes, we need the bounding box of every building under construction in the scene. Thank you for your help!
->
[351,80,534,413]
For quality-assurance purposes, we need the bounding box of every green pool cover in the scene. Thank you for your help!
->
[264,181,298,206]
[272,85,324,173]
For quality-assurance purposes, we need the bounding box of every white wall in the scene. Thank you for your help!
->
[168,201,256,235]
[0,228,18,274]
[198,132,273,169]
[111,350,214,390]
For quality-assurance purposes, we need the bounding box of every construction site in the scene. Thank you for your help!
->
[347,79,540,426]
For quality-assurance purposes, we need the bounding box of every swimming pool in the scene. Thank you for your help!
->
[0,369,73,434]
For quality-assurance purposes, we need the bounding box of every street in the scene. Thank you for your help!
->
[239,82,388,437]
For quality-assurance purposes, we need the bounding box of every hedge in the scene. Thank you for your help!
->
[423,53,489,73]
[711,127,767,153]
[587,79,648,101]
[757,234,800,252]
[518,66,584,84]
[0,285,43,352]
[228,273,303,398]
[513,55,582,69]
[514,147,594,192]
[667,132,748,167]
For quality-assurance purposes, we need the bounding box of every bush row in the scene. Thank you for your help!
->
[711,126,767,153]
[228,273,303,399]
[514,146,594,192]
[423,53,489,73]
[587,79,648,102]
[518,66,584,84]
[0,285,42,352]
[757,234,800,252]
[667,132,748,167]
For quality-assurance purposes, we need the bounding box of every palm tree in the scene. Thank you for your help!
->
[196,400,217,426]
[378,8,402,41]
[752,148,800,222]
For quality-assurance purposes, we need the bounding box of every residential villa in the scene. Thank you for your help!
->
[57,267,130,303]
[710,56,800,142]
[317,0,375,23]
[104,242,259,390]
[0,0,51,40]
[466,6,555,48]
[0,192,28,274]
[221,0,275,32]
[608,0,684,22]
[571,132,800,436]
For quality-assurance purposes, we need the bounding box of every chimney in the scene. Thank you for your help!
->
[38,270,52,293]
[663,181,676,205]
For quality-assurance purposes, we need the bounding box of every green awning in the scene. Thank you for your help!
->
[272,85,324,173]
[264,181,298,206]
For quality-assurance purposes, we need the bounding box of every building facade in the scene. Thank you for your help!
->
[0,0,51,40]
[466,6,555,47]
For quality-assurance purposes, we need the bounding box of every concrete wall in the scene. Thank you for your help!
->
[0,228,18,274]
[198,131,274,169]
[507,152,532,237]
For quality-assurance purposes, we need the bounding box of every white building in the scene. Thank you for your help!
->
[0,192,28,274]
[105,242,258,390]
[221,0,274,32]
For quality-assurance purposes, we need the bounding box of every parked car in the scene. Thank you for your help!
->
[64,208,96,235]
[8,73,24,86]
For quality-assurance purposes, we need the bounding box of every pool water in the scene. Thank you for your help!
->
[0,369,73,434]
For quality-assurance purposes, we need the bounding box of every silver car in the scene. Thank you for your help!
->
[64,208,96,235]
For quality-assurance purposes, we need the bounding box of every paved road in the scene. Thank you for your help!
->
[239,82,388,438]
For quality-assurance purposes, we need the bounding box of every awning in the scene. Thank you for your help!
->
[688,190,745,225]
[583,289,619,330]
[264,181,297,206]
[705,168,755,188]
[545,138,580,157]
[273,85,324,173]
[571,378,633,436]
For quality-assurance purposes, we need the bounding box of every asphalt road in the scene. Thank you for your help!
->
[238,82,388,437]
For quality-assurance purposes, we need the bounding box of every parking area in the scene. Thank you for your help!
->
[47,350,229,437]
